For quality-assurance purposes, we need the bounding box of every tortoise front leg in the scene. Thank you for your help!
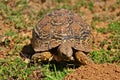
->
[75,51,94,65]
[31,52,53,63]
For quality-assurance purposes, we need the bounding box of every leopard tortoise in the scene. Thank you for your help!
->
[31,9,94,65]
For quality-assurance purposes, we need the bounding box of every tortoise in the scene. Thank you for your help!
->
[31,9,94,65]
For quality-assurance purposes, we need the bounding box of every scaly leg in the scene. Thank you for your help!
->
[75,51,94,65]
[31,52,53,63]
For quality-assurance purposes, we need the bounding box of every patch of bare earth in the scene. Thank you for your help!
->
[29,69,44,80]
[80,0,120,50]
[64,63,120,80]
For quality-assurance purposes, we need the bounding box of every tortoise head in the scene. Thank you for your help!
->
[58,41,74,60]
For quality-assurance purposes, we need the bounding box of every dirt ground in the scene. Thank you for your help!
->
[64,63,120,80]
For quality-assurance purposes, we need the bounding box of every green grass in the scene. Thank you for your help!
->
[0,58,36,80]
[108,21,120,34]
[74,0,94,12]
[90,21,120,64]
[42,64,72,80]
[90,50,111,63]
[0,58,72,80]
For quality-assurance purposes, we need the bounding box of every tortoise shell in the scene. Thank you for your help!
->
[31,9,93,52]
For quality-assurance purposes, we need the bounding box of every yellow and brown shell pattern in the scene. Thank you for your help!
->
[32,9,93,53]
